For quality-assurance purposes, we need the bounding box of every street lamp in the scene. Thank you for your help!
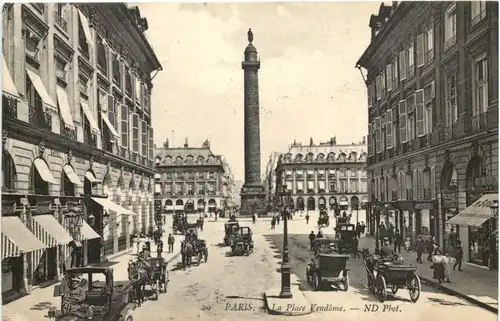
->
[372,199,381,254]
[279,184,292,298]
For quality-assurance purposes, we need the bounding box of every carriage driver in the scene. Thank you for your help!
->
[380,237,395,259]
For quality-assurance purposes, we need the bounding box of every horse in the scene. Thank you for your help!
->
[127,260,149,306]
[180,240,194,270]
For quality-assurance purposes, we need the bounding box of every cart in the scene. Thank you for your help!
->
[230,227,254,256]
[312,237,338,255]
[223,221,240,246]
[306,253,350,291]
[335,224,356,254]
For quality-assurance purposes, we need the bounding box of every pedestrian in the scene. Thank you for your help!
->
[309,231,316,250]
[431,249,445,284]
[387,224,394,245]
[352,236,360,258]
[393,229,402,254]
[271,217,276,229]
[157,239,164,257]
[448,227,458,251]
[305,212,310,224]
[276,214,280,225]
[252,213,256,224]
[427,236,437,262]
[361,221,366,236]
[404,237,411,253]
[442,251,455,283]
[316,229,323,238]
[453,240,463,271]
[378,223,386,243]
[356,222,361,239]
[168,233,175,253]
[415,236,424,264]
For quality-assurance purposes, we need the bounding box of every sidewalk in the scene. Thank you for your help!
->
[3,236,180,321]
[358,237,498,313]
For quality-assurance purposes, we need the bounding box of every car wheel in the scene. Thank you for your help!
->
[313,273,321,291]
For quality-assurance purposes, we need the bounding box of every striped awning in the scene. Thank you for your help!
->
[81,221,101,241]
[31,215,74,247]
[2,216,47,259]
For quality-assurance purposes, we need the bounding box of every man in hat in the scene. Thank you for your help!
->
[380,237,394,259]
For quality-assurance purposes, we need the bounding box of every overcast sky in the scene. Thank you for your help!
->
[135,2,380,181]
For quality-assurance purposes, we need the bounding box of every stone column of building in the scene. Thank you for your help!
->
[292,170,296,194]
[240,29,266,215]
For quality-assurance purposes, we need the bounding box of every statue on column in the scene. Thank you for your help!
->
[248,28,253,43]
[163,139,169,149]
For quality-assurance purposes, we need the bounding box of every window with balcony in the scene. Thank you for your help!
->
[328,169,336,178]
[97,36,107,75]
[187,183,194,195]
[112,54,121,85]
[407,41,415,78]
[424,26,434,63]
[329,182,336,193]
[473,55,488,116]
[78,20,89,59]
[164,183,172,195]
[406,171,413,199]
[296,181,304,193]
[125,69,132,96]
[82,103,95,147]
[148,126,154,161]
[131,113,139,153]
[55,4,68,33]
[386,63,393,92]
[175,183,182,195]
[399,50,407,81]
[26,76,50,130]
[471,1,487,26]
[446,74,458,126]
[445,4,457,51]
[391,57,399,90]
[120,105,128,148]
[198,183,205,195]
[416,33,425,68]
[339,169,346,178]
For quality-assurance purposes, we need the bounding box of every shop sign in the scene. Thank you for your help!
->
[415,203,434,210]
[442,191,458,208]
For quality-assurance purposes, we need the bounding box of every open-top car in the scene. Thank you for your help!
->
[223,221,240,246]
[231,226,254,255]
[306,253,350,291]
[312,237,338,255]
[334,224,356,254]
[317,211,330,227]
[48,267,136,321]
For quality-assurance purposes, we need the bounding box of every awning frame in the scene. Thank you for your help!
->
[26,68,57,113]
[80,99,101,135]
[63,164,83,186]
[33,158,58,184]
[446,193,498,227]
[101,112,120,139]
[90,197,137,216]
[85,171,98,183]
[77,9,94,46]
[2,216,47,259]
[81,221,101,241]
[3,56,19,98]
[31,214,74,246]
[56,86,75,130]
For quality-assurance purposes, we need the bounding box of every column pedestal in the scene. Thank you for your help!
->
[240,184,266,216]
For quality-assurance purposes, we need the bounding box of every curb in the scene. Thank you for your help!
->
[263,291,312,316]
[419,275,498,314]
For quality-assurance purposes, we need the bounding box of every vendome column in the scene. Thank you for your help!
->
[240,29,266,216]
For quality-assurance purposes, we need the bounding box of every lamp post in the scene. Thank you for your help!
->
[279,184,293,298]
[372,199,381,254]
[489,200,498,270]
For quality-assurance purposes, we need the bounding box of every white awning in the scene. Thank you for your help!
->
[80,99,101,135]
[81,221,100,240]
[339,201,349,206]
[2,56,19,97]
[447,193,498,227]
[33,158,57,184]
[31,215,74,246]
[78,9,94,46]
[63,165,83,186]
[56,86,75,130]
[90,197,137,216]
[26,69,57,113]
[2,217,47,259]
[329,170,336,175]
[85,171,97,183]
[101,113,119,138]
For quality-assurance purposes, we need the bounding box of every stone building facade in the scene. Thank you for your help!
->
[357,2,498,267]
[1,3,161,298]
[274,138,368,212]
[154,139,229,214]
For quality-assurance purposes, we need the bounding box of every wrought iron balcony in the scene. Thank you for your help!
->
[61,124,76,141]
[423,187,432,200]
[406,189,413,200]
[29,105,51,130]
[55,12,67,32]
[83,131,97,147]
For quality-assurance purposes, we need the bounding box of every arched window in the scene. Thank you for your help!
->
[359,152,367,162]
[175,156,183,165]
[306,153,314,162]
[295,154,303,163]
[338,153,346,162]
[197,156,204,165]
[327,153,335,162]
[349,152,357,162]
[165,156,172,164]
[2,151,16,191]
[186,155,194,165]
[317,153,325,162]
[31,158,53,195]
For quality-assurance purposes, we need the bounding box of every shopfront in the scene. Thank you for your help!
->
[414,202,437,239]
[447,193,498,269]
[339,196,349,210]
[441,190,459,252]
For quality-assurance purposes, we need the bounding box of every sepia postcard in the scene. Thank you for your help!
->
[1,1,498,321]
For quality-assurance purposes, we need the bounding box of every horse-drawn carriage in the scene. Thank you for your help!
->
[223,221,240,246]
[127,253,170,303]
[317,211,330,227]
[362,249,421,303]
[334,224,356,254]
[230,226,253,256]
[48,267,136,321]
[173,212,187,234]
[306,253,350,291]
[180,229,208,268]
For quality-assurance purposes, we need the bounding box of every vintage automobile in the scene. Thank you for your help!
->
[306,253,350,291]
[334,224,357,254]
[312,237,337,255]
[223,221,240,246]
[48,267,136,321]
[231,226,254,255]
[147,257,169,295]
[317,211,330,227]
[362,249,421,303]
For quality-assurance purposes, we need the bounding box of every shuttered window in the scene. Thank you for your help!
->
[132,113,139,152]
[399,51,407,80]
[415,90,425,137]
[148,126,154,160]
[141,120,147,156]
[367,123,372,155]
[120,104,128,147]
[424,81,435,134]
[368,83,373,108]
[416,34,425,67]
[386,109,393,149]
[386,63,393,92]
[399,100,407,143]
[392,58,399,89]
[408,41,415,77]
[375,117,381,153]
[108,96,116,128]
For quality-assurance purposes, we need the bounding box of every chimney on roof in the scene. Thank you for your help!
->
[309,137,314,146]
[184,137,188,148]
[333,136,337,145]
[362,136,366,144]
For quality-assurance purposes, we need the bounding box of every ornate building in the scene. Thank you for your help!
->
[274,138,368,212]
[154,139,229,214]
[2,3,161,298]
[357,2,498,267]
